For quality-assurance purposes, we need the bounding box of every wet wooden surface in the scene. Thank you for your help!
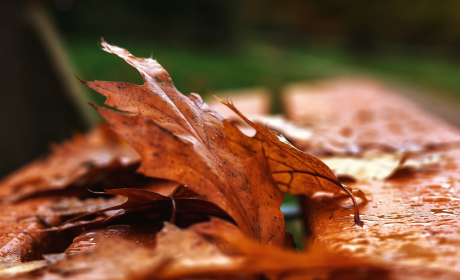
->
[283,78,460,278]
[0,199,62,262]
[2,78,460,279]
[283,78,460,153]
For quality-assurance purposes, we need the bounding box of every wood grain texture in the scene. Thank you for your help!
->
[284,78,460,278]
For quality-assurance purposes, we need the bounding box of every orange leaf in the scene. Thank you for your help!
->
[82,40,285,246]
[38,221,384,279]
[219,99,363,225]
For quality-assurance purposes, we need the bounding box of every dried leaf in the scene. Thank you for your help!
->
[82,40,286,245]
[49,197,126,217]
[320,153,403,181]
[192,218,384,278]
[218,100,341,195]
[0,125,139,202]
[29,221,383,280]
[218,99,363,225]
[227,114,360,155]
[152,222,246,279]
[26,225,239,280]
[401,153,443,170]
[320,152,443,182]
[64,185,231,228]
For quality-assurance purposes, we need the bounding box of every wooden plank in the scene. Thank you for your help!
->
[283,78,460,154]
[0,199,62,262]
[283,78,460,278]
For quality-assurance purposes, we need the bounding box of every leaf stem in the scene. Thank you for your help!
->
[338,183,363,227]
[271,170,363,226]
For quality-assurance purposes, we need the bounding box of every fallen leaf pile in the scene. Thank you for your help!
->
[0,40,385,279]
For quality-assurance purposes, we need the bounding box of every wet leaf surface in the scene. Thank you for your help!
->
[83,40,287,245]
[0,125,139,203]
[19,221,382,280]
[218,99,363,225]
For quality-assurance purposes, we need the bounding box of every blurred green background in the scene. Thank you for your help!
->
[56,0,460,105]
[2,0,460,180]
[54,0,460,138]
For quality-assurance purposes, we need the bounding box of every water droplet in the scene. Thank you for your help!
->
[424,196,460,202]
[410,204,424,207]
[430,208,456,216]
[409,222,432,226]
[382,222,403,226]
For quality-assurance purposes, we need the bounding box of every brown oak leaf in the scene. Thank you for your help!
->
[219,99,363,225]
[81,39,286,246]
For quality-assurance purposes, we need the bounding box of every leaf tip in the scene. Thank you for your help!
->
[87,186,106,195]
[75,75,87,86]
[100,37,109,49]
[88,102,103,114]
[213,94,227,105]
[99,37,114,54]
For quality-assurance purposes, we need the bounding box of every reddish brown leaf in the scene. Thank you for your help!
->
[64,185,232,228]
[82,40,285,246]
[225,114,360,155]
[0,125,139,202]
[218,99,363,225]
[26,221,383,280]
[191,218,385,278]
